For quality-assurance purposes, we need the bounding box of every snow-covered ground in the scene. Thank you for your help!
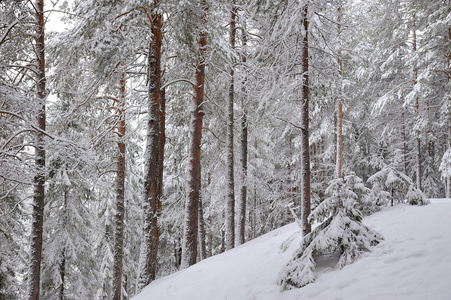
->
[133,199,451,300]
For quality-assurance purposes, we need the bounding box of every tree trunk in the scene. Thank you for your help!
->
[198,184,207,261]
[321,136,327,198]
[300,5,311,236]
[113,69,126,300]
[413,14,422,191]
[207,173,213,257]
[137,2,164,290]
[28,1,46,299]
[401,106,407,175]
[181,0,208,268]
[336,6,343,180]
[237,19,248,246]
[238,109,247,245]
[225,1,237,251]
[447,27,451,198]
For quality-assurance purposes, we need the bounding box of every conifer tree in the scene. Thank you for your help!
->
[28,1,47,298]
[181,0,208,269]
[278,174,383,290]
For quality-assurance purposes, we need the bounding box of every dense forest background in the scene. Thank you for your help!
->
[1,0,450,299]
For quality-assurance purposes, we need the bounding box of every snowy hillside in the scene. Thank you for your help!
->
[133,199,451,300]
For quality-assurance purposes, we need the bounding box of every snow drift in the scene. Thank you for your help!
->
[133,199,451,300]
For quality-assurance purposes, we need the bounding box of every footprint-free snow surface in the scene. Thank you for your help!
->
[133,199,451,300]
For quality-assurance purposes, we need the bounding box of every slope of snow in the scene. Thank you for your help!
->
[133,199,451,300]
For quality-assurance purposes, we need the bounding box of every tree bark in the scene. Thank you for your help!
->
[113,69,126,300]
[413,14,422,190]
[336,5,343,180]
[28,1,46,299]
[300,5,311,236]
[207,173,213,257]
[198,164,206,260]
[401,106,407,174]
[198,192,207,260]
[137,1,164,290]
[447,27,451,198]
[181,0,208,268]
[237,18,248,246]
[321,136,327,198]
[226,1,237,250]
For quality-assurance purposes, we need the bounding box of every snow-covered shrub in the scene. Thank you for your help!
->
[405,186,429,205]
[367,164,427,207]
[439,148,451,179]
[278,177,383,290]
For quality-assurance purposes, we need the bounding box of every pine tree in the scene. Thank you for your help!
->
[181,0,208,269]
[225,0,237,251]
[28,1,47,298]
[112,68,126,300]
[138,0,165,290]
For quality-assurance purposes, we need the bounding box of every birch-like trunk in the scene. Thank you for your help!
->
[28,1,46,299]
[137,2,164,290]
[113,70,126,300]
[226,2,237,250]
[181,0,207,268]
[300,5,311,236]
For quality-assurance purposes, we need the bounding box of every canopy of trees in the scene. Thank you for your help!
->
[0,0,449,298]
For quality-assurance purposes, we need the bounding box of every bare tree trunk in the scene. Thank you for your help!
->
[198,185,207,260]
[336,5,343,180]
[138,2,164,290]
[207,173,213,257]
[28,1,46,299]
[300,5,311,236]
[181,0,208,268]
[226,1,237,250]
[237,16,247,247]
[413,14,422,190]
[321,136,327,198]
[238,109,247,245]
[401,105,407,175]
[113,69,126,300]
[251,138,257,239]
[447,27,451,198]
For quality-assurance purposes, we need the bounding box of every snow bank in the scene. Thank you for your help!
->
[133,199,451,300]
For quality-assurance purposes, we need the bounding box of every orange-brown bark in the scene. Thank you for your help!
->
[113,70,126,300]
[181,0,208,268]
[138,0,165,290]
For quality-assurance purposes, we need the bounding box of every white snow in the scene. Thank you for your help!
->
[133,199,451,300]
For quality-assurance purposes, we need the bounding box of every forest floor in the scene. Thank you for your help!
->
[133,199,451,300]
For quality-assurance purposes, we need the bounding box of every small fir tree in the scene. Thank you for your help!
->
[278,176,383,290]
[367,164,429,206]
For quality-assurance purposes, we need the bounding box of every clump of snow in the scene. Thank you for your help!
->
[133,199,451,300]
